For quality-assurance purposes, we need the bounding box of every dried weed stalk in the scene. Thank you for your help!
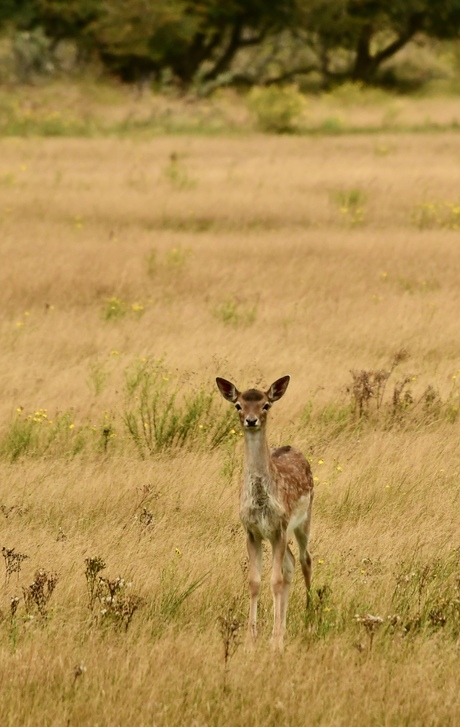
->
[96,576,142,631]
[217,598,244,687]
[85,557,142,631]
[354,613,383,650]
[2,546,29,583]
[349,348,410,417]
[72,662,87,687]
[10,595,20,619]
[84,556,106,609]
[23,568,58,618]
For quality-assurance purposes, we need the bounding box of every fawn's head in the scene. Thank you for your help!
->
[216,376,290,431]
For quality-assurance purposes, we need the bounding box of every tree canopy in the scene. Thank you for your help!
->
[2,0,460,88]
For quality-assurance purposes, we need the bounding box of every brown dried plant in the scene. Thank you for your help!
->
[354,613,383,651]
[85,557,142,631]
[2,546,29,584]
[22,568,58,618]
[95,575,142,631]
[349,348,411,418]
[84,556,106,609]
[217,598,244,688]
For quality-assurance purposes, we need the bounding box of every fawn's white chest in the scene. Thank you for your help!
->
[240,473,285,540]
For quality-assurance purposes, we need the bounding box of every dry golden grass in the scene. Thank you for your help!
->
[1,130,460,726]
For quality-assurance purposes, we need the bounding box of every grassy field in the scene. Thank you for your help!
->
[3,79,460,136]
[1,126,460,726]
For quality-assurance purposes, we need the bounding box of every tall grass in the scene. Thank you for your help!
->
[1,130,460,726]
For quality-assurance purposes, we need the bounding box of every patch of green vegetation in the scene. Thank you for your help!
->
[247,85,306,133]
[122,359,237,456]
[331,187,367,227]
[212,297,258,327]
[102,297,145,321]
[411,200,460,230]
[162,152,197,190]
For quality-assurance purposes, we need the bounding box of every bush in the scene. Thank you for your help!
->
[122,359,237,456]
[247,85,305,133]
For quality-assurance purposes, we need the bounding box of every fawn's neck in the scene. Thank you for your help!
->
[243,429,273,480]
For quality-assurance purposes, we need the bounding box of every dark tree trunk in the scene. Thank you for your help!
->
[171,29,224,85]
[352,23,375,82]
[351,14,423,83]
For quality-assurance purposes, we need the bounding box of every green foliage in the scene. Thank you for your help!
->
[162,153,196,190]
[390,551,460,639]
[315,402,355,438]
[3,0,460,91]
[219,436,243,485]
[411,200,460,230]
[327,81,388,106]
[247,85,305,133]
[122,359,237,456]
[0,98,96,137]
[0,407,117,461]
[146,246,191,279]
[1,408,74,461]
[11,27,54,82]
[395,276,440,295]
[297,0,460,86]
[165,246,191,271]
[102,297,145,320]
[317,117,345,134]
[155,557,209,624]
[332,187,366,227]
[0,360,239,462]
[212,297,257,327]
[87,359,110,396]
[304,584,338,640]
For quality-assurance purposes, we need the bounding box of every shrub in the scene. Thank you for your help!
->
[122,359,237,456]
[247,85,305,133]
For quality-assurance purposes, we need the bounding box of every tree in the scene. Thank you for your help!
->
[293,0,460,86]
[3,0,460,89]
[89,0,295,85]
[0,0,38,30]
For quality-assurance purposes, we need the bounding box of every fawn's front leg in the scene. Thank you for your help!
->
[246,531,262,642]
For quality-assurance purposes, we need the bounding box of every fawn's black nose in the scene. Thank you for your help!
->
[245,417,258,427]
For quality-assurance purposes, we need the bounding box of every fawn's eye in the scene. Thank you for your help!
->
[262,403,271,411]
[235,403,242,411]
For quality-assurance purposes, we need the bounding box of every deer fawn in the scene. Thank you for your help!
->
[216,375,313,650]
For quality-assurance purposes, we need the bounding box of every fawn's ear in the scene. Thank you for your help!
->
[216,377,239,403]
[267,375,290,403]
